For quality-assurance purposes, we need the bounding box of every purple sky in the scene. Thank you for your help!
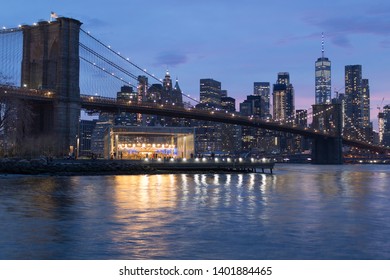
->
[1,0,390,128]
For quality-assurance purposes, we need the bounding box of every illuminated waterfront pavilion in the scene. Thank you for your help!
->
[105,126,195,160]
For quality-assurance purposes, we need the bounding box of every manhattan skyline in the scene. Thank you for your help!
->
[1,0,389,127]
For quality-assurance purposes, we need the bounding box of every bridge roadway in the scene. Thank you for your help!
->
[80,95,335,138]
[80,95,390,154]
[1,85,389,154]
[0,85,54,101]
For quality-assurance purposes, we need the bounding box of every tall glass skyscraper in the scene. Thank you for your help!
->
[378,105,390,146]
[273,72,294,122]
[254,82,271,119]
[344,65,372,140]
[362,78,370,127]
[199,78,222,108]
[315,34,331,104]
[345,65,363,127]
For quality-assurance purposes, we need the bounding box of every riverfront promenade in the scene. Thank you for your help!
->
[0,157,274,175]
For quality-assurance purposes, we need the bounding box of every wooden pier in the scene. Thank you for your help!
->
[139,158,275,174]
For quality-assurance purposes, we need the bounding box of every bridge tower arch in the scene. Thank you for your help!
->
[21,17,81,155]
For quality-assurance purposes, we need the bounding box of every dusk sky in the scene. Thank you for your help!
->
[1,0,390,128]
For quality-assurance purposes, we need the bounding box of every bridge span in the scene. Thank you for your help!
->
[1,17,389,164]
[1,84,389,161]
[80,95,390,156]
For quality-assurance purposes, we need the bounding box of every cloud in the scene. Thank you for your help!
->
[82,17,109,28]
[154,52,189,67]
[331,35,352,48]
[380,40,390,48]
[303,9,390,48]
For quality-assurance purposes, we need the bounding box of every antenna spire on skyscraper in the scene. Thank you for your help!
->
[321,32,325,58]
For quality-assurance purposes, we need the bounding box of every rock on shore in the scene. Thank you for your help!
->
[0,158,154,175]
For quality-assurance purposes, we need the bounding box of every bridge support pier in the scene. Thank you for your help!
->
[311,103,343,164]
[311,137,343,164]
[21,17,82,156]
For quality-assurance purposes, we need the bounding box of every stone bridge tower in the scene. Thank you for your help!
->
[21,17,81,155]
[311,103,343,164]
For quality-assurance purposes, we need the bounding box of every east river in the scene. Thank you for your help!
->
[1,164,389,260]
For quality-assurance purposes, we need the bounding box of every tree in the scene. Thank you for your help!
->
[1,73,35,156]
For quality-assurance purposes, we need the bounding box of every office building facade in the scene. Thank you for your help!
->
[254,82,271,118]
[199,78,222,109]
[273,72,295,122]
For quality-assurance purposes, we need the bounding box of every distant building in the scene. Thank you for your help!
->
[272,72,295,153]
[239,95,262,117]
[195,78,224,155]
[220,95,241,154]
[79,119,97,157]
[91,114,113,158]
[239,94,275,155]
[345,65,362,129]
[344,65,372,140]
[295,109,310,152]
[221,96,236,112]
[172,78,184,107]
[159,71,183,107]
[362,78,370,127]
[116,85,138,126]
[273,72,294,122]
[254,82,271,118]
[315,34,331,105]
[379,105,390,146]
[199,78,222,109]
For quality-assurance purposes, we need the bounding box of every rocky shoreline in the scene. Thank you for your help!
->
[0,158,157,175]
[0,157,267,176]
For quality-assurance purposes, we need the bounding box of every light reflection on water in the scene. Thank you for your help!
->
[0,164,390,260]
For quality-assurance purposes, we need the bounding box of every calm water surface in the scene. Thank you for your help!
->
[1,164,390,259]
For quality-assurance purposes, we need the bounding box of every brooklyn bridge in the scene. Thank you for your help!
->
[0,17,389,164]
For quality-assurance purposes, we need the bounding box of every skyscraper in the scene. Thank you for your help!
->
[344,65,372,141]
[272,72,295,154]
[254,82,271,118]
[378,105,390,146]
[362,78,370,127]
[345,65,363,128]
[199,78,222,108]
[315,34,331,105]
[195,78,223,154]
[273,72,294,122]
